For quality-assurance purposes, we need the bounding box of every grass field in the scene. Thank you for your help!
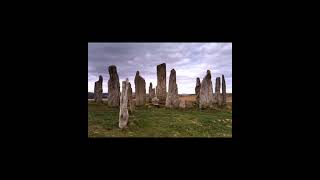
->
[88,100,232,138]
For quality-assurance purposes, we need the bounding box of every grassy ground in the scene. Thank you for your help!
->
[88,101,232,137]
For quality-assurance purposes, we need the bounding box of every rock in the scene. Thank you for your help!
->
[222,74,227,106]
[148,82,156,103]
[165,69,180,108]
[195,77,201,105]
[94,75,103,103]
[199,70,214,109]
[215,77,222,106]
[156,63,167,105]
[119,79,129,129]
[151,97,160,107]
[127,82,135,114]
[108,65,120,107]
[134,71,146,106]
[179,99,186,109]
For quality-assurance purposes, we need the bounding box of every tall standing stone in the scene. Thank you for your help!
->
[148,82,156,103]
[156,63,166,105]
[195,77,201,105]
[222,74,227,106]
[134,71,146,106]
[108,65,120,107]
[199,70,214,109]
[94,75,103,103]
[119,79,129,129]
[165,69,180,108]
[127,82,135,113]
[148,83,152,103]
[215,77,222,106]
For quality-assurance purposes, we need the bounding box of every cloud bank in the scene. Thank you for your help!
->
[88,43,232,94]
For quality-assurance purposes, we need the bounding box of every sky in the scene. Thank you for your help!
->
[88,43,232,94]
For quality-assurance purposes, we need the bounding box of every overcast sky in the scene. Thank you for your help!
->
[88,43,232,94]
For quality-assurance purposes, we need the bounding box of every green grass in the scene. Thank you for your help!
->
[88,101,232,137]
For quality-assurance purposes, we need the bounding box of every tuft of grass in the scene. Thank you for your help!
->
[88,101,232,137]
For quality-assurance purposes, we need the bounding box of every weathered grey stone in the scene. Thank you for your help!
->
[119,79,129,129]
[165,69,180,108]
[94,75,103,103]
[215,77,222,106]
[151,97,160,107]
[222,74,227,106]
[148,82,156,103]
[127,82,135,114]
[195,77,201,105]
[199,70,214,109]
[108,65,120,107]
[134,71,146,106]
[156,63,166,105]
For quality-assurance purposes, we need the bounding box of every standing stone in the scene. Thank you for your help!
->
[165,69,180,108]
[94,75,103,103]
[222,74,227,106]
[148,82,156,103]
[108,65,120,107]
[119,79,129,129]
[156,63,166,105]
[195,77,201,105]
[151,97,160,107]
[215,77,222,106]
[148,83,152,102]
[127,82,135,113]
[199,70,214,109]
[134,71,146,106]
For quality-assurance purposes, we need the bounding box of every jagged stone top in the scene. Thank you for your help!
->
[157,63,166,67]
[196,77,200,84]
[206,70,211,79]
[157,63,166,71]
[99,75,103,82]
[108,65,117,73]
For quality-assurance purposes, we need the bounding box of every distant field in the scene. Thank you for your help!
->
[179,94,232,102]
[88,101,232,137]
[88,94,232,103]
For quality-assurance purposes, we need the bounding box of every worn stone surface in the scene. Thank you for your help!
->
[148,82,156,103]
[215,77,222,106]
[195,77,201,105]
[222,74,227,106]
[165,69,180,108]
[119,79,129,129]
[134,71,146,106]
[156,63,166,105]
[94,75,103,103]
[199,70,214,109]
[127,82,135,113]
[108,65,120,107]
[151,97,160,107]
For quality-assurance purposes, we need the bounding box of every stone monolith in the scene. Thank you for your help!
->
[134,71,146,106]
[165,69,180,108]
[156,63,166,105]
[108,65,120,107]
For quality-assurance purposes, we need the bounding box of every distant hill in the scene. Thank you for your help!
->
[88,92,108,99]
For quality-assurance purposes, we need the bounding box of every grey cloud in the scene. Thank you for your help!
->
[88,43,232,94]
